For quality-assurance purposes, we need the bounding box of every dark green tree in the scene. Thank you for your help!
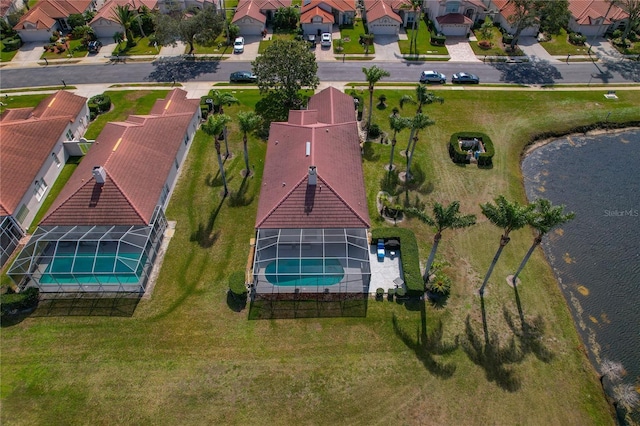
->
[506,0,544,49]
[67,13,87,30]
[274,6,299,30]
[113,4,136,46]
[478,196,533,296]
[539,0,570,35]
[618,0,640,41]
[154,6,225,54]
[252,39,319,109]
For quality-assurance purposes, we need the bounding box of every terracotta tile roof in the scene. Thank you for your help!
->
[365,0,403,24]
[300,4,334,23]
[437,13,473,25]
[0,91,87,216]
[233,0,267,23]
[41,89,199,226]
[256,87,370,229]
[301,0,355,13]
[253,0,292,9]
[90,0,157,25]
[1,0,13,17]
[15,0,93,30]
[568,0,627,25]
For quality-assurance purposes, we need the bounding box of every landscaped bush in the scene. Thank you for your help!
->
[89,94,111,113]
[367,123,381,138]
[431,33,446,45]
[568,32,586,45]
[478,40,492,49]
[228,271,247,297]
[448,131,494,166]
[502,34,514,44]
[371,228,422,296]
[426,270,451,296]
[2,37,21,51]
[375,287,384,301]
[1,287,39,317]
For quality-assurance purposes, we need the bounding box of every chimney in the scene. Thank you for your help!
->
[92,166,106,184]
[308,166,317,186]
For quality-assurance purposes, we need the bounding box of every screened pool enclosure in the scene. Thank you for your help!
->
[252,228,371,298]
[8,208,167,293]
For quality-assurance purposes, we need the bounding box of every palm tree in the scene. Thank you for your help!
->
[406,201,477,285]
[388,113,411,172]
[402,0,423,54]
[362,65,390,139]
[113,4,136,46]
[405,113,434,180]
[399,85,443,159]
[510,198,575,285]
[237,111,261,176]
[202,114,231,196]
[478,196,533,295]
[211,90,239,158]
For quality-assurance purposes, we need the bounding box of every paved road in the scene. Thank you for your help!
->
[1,59,639,89]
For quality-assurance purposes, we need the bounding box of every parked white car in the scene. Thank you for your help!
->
[234,37,245,54]
[321,33,332,47]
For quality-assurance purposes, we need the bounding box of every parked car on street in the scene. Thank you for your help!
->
[88,40,102,53]
[321,32,332,47]
[233,37,245,54]
[451,72,480,84]
[230,71,257,83]
[419,70,446,84]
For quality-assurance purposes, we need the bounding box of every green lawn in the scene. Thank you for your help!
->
[113,36,158,56]
[471,26,524,56]
[399,18,449,56]
[83,90,170,139]
[258,31,297,53]
[336,20,375,55]
[189,33,230,55]
[41,39,87,59]
[0,40,19,62]
[540,29,591,56]
[2,88,639,425]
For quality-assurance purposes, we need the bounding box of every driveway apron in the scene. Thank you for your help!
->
[445,37,480,62]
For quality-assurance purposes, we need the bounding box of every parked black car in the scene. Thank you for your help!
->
[88,40,102,53]
[230,71,257,83]
[451,72,480,84]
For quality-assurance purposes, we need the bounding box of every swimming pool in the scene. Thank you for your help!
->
[39,252,144,285]
[265,258,344,286]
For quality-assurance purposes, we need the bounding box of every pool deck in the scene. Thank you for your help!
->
[368,245,403,294]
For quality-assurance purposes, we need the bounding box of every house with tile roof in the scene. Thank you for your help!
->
[1,0,25,24]
[486,0,539,38]
[232,0,292,36]
[425,0,487,36]
[364,0,413,36]
[0,90,89,267]
[300,0,355,36]
[567,0,628,37]
[8,89,201,293]
[90,0,157,39]
[252,86,371,300]
[156,0,220,14]
[13,0,96,42]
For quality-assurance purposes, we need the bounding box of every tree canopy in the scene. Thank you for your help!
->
[154,6,225,54]
[252,39,319,109]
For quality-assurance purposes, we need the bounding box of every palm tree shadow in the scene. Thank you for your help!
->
[392,298,458,378]
[206,171,233,188]
[503,283,554,363]
[461,296,524,392]
[228,175,254,207]
[191,197,224,248]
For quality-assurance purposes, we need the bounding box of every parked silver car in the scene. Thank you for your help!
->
[419,70,446,84]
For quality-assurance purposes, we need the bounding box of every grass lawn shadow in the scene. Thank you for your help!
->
[29,293,141,317]
[392,298,458,378]
[191,197,224,248]
[248,296,368,319]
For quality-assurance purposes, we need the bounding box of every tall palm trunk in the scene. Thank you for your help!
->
[243,134,250,175]
[511,235,542,285]
[479,235,510,295]
[423,232,441,284]
[219,105,230,158]
[367,87,374,135]
[406,135,419,180]
[215,141,228,196]
[389,137,397,171]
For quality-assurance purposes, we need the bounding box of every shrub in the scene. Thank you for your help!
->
[370,228,422,296]
[568,32,586,45]
[478,40,492,49]
[427,270,451,296]
[2,37,21,51]
[380,169,400,196]
[1,287,39,316]
[368,123,381,139]
[612,29,622,39]
[448,131,494,166]
[431,33,446,45]
[89,94,111,113]
[88,103,100,116]
[375,287,384,301]
[50,35,58,43]
[502,34,514,44]
[228,271,247,297]
[387,288,395,301]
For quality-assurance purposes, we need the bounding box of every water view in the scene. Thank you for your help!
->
[522,129,640,422]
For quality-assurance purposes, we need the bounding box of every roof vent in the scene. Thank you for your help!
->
[305,141,311,156]
[92,166,106,184]
[308,166,317,186]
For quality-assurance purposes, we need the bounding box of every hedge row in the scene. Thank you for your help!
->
[371,227,423,296]
[448,131,494,166]
[2,37,21,51]
[0,287,39,316]
[88,94,111,120]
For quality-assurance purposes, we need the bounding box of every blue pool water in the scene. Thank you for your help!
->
[39,252,144,285]
[265,258,344,286]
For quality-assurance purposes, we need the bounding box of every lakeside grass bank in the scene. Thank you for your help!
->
[2,88,639,425]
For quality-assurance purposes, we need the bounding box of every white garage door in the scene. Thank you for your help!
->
[370,24,398,35]
[442,25,468,36]
[236,18,264,36]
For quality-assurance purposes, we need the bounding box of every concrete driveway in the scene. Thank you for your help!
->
[445,36,480,62]
[372,35,402,61]
[12,42,46,65]
[227,35,260,61]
